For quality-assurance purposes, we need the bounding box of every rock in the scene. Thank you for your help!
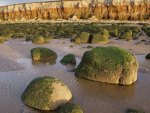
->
[44,36,53,43]
[145,53,150,59]
[75,32,90,43]
[32,35,45,44]
[100,29,110,38]
[126,109,145,113]
[60,54,76,66]
[31,47,57,64]
[91,34,108,43]
[58,103,83,113]
[75,46,138,85]
[22,76,72,110]
[109,28,119,37]
[120,30,133,40]
[75,38,81,44]
[0,36,5,43]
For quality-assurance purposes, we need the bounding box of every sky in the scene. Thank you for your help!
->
[0,0,55,6]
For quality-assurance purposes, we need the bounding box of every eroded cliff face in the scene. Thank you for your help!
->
[0,0,149,21]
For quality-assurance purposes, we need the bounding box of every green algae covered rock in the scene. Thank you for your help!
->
[32,35,45,44]
[120,30,133,40]
[109,29,119,37]
[60,54,76,65]
[44,36,53,43]
[22,76,72,110]
[145,53,150,59]
[75,46,138,85]
[127,109,145,113]
[101,29,110,38]
[31,47,57,63]
[0,36,5,43]
[75,32,90,43]
[75,38,81,44]
[91,34,108,43]
[58,103,83,113]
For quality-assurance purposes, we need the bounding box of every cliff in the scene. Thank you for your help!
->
[0,0,149,21]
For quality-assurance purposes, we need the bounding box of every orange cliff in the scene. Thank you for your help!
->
[0,0,149,21]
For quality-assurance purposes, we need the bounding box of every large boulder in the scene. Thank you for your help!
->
[22,76,72,110]
[31,47,57,63]
[58,103,83,113]
[75,46,138,85]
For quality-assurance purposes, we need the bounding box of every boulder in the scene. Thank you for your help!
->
[58,103,83,113]
[100,29,110,38]
[109,28,119,37]
[74,38,81,44]
[75,46,138,85]
[44,36,53,43]
[60,54,76,66]
[32,35,45,44]
[75,32,90,43]
[31,47,57,63]
[91,34,108,43]
[120,30,133,40]
[22,76,72,110]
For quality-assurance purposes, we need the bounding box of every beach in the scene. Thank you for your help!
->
[0,38,149,113]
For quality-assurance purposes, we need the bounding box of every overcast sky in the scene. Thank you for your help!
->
[0,0,55,6]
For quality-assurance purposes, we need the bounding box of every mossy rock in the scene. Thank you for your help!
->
[60,54,76,65]
[58,103,83,113]
[75,32,90,43]
[31,47,57,64]
[22,76,72,110]
[75,46,138,85]
[32,35,45,44]
[0,36,5,43]
[75,38,81,44]
[101,29,110,38]
[131,27,141,34]
[145,53,150,59]
[91,34,108,43]
[120,30,133,40]
[127,109,145,113]
[44,36,53,43]
[109,29,119,37]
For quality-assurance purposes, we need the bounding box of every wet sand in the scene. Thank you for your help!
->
[0,38,150,113]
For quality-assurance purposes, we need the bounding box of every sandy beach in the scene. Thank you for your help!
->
[0,38,149,113]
